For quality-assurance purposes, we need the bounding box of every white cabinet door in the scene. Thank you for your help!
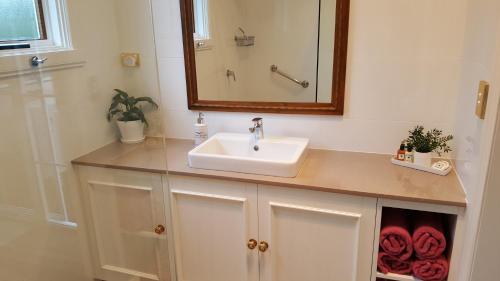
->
[258,185,377,281]
[77,166,171,281]
[168,176,259,281]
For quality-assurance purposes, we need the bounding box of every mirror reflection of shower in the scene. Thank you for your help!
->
[192,0,337,103]
[234,27,255,47]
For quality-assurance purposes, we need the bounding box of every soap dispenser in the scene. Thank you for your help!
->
[397,143,406,161]
[194,112,208,145]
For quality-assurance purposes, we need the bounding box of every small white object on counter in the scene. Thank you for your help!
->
[194,112,208,146]
[391,157,452,176]
[432,160,450,171]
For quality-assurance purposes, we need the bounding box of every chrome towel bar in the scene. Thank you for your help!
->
[270,64,309,88]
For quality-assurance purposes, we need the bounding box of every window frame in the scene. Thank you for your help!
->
[192,0,209,40]
[0,0,47,44]
[34,0,48,41]
[192,0,212,51]
[0,0,72,57]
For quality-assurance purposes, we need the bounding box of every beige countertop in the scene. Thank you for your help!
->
[72,137,467,207]
[72,137,168,174]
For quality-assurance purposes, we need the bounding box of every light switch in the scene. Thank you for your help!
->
[120,53,140,67]
[475,81,489,119]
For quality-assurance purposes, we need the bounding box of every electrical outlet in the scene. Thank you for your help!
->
[120,53,140,67]
[475,81,489,119]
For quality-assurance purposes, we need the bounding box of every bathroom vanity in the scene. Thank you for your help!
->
[72,137,466,281]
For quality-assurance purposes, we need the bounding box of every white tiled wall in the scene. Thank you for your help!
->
[114,0,164,136]
[470,96,500,279]
[153,0,467,154]
[451,0,500,279]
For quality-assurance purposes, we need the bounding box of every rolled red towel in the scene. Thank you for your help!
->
[412,256,449,281]
[413,212,447,259]
[377,252,413,275]
[379,208,413,260]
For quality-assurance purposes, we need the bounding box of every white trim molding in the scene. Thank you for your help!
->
[0,0,73,58]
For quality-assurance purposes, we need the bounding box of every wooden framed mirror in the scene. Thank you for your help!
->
[180,0,350,115]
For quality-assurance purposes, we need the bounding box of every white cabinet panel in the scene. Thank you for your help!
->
[169,176,259,281]
[258,185,376,281]
[77,166,170,281]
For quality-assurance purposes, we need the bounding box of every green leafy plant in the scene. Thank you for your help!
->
[107,89,158,126]
[405,126,453,155]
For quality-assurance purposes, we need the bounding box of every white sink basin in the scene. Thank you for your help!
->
[188,133,309,177]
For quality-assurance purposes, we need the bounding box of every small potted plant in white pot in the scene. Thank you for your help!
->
[405,126,453,167]
[107,89,158,144]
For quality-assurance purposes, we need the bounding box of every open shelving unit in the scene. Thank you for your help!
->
[371,199,465,281]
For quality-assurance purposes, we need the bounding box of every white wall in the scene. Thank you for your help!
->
[154,0,466,154]
[470,95,500,280]
[453,0,500,279]
[114,0,165,137]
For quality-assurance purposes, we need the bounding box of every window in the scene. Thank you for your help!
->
[0,0,71,56]
[0,0,46,43]
[193,0,210,40]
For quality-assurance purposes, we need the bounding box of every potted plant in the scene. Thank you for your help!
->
[405,126,453,167]
[107,89,159,144]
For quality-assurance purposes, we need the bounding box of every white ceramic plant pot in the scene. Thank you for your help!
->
[414,151,433,167]
[117,120,145,144]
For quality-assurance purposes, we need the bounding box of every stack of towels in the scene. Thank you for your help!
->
[377,209,449,281]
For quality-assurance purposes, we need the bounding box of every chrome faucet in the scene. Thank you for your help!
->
[249,117,264,141]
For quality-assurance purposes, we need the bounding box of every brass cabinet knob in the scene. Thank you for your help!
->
[258,241,269,252]
[247,239,258,250]
[154,224,166,235]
